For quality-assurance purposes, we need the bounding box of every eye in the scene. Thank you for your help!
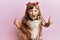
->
[34,10,37,12]
[29,10,33,12]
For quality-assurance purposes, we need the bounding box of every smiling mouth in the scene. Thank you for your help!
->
[32,15,36,17]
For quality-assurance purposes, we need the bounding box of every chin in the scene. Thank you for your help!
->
[31,17,37,20]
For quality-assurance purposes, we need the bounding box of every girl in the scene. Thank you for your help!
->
[14,2,52,40]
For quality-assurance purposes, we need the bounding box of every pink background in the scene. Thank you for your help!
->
[0,0,60,40]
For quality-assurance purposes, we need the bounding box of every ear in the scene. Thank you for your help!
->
[26,2,30,6]
[35,2,39,4]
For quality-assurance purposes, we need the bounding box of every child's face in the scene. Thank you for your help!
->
[28,7,39,20]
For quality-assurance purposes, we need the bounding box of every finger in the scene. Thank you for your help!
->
[49,16,51,19]
[49,17,52,24]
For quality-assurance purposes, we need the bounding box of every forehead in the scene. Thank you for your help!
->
[33,7,38,10]
[29,7,38,11]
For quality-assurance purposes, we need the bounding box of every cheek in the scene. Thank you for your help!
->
[28,13,32,18]
[35,12,39,16]
[28,12,32,16]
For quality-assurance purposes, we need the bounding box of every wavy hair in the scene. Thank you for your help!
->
[21,2,42,27]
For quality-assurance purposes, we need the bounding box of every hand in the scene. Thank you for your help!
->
[14,18,21,28]
[14,18,19,25]
[48,16,52,25]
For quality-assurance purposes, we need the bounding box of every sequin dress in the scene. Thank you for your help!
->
[27,19,43,40]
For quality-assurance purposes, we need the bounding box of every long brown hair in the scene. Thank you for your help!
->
[21,2,42,26]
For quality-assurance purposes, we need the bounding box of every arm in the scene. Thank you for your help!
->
[41,16,52,27]
[14,18,29,34]
[14,18,22,29]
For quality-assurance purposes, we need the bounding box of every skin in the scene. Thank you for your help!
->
[14,6,52,29]
[14,6,52,40]
[28,7,39,20]
[14,18,21,29]
[28,6,52,26]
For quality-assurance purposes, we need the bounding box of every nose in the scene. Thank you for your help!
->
[32,12,35,15]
